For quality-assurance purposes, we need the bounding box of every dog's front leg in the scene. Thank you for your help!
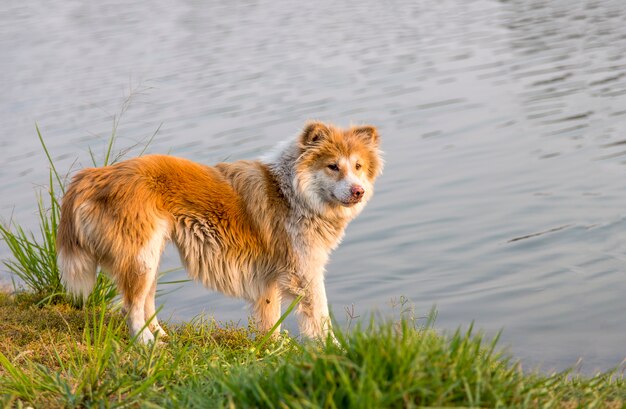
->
[254,282,282,335]
[296,275,332,339]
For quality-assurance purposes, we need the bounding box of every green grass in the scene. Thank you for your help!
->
[0,291,624,408]
[0,175,63,301]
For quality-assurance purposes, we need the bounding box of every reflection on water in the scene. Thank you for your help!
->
[1,0,626,372]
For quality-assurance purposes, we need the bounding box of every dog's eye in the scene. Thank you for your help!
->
[355,163,362,170]
[328,164,339,171]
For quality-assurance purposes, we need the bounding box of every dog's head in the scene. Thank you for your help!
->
[294,121,383,218]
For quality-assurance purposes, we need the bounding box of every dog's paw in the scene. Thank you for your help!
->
[152,324,169,339]
[135,328,155,345]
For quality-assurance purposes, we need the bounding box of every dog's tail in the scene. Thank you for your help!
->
[56,175,98,300]
[57,245,97,299]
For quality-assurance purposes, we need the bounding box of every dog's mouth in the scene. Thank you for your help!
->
[331,193,361,207]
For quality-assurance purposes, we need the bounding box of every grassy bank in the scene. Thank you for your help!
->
[0,291,624,408]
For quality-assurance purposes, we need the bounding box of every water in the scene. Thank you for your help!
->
[2,0,626,372]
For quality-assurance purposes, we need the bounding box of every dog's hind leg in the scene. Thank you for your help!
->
[119,220,168,344]
[144,273,167,338]
[117,259,155,344]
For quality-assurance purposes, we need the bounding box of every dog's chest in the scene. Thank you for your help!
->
[286,215,345,271]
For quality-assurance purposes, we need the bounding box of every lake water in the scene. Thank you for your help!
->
[2,0,626,373]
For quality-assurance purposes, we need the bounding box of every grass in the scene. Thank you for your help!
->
[0,176,63,302]
[0,290,624,408]
[1,118,625,408]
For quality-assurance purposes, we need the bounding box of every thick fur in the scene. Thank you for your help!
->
[57,122,382,343]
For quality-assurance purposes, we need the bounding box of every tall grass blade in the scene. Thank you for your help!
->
[103,114,117,166]
[138,122,162,157]
[36,123,64,195]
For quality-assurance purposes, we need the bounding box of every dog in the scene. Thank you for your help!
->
[57,121,383,343]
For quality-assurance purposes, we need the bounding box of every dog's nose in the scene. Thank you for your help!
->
[351,185,365,200]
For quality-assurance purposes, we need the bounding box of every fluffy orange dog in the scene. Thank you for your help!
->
[57,122,382,343]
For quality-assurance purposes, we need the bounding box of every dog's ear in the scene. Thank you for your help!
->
[353,125,379,146]
[300,121,332,147]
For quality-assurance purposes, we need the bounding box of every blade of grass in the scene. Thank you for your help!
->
[138,122,162,157]
[103,114,117,166]
[36,123,64,195]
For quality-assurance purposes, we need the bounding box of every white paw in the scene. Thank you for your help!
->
[153,324,168,338]
[135,328,155,344]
